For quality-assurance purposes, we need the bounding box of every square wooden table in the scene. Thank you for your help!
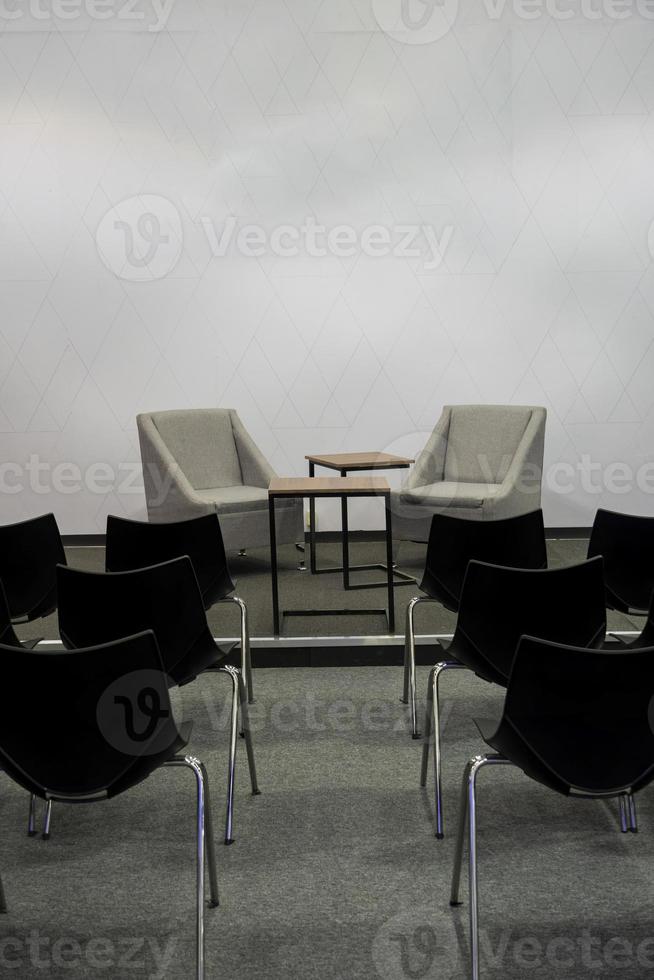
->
[268,476,395,636]
[305,452,415,589]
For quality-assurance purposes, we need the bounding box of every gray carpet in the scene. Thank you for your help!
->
[3,540,649,978]
[1,665,652,979]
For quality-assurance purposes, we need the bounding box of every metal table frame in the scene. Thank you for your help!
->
[269,479,395,636]
[306,457,415,590]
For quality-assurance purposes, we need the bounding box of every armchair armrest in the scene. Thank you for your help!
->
[231,411,276,488]
[137,415,214,521]
[404,407,451,489]
[486,408,546,515]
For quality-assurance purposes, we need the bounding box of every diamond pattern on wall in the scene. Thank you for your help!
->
[2,0,654,531]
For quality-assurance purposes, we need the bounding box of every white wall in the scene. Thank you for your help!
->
[2,0,654,532]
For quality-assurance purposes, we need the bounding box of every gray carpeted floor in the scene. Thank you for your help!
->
[2,540,650,978]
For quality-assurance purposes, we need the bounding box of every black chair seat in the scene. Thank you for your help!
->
[418,509,548,609]
[449,556,606,681]
[0,632,188,802]
[478,636,654,797]
[57,557,226,687]
[0,631,219,976]
[450,636,654,980]
[421,556,607,838]
[0,513,66,623]
[403,508,549,737]
[106,513,235,611]
[588,508,654,615]
[56,555,260,845]
[0,582,25,649]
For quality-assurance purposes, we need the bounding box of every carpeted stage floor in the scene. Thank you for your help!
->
[2,539,650,978]
[13,536,642,643]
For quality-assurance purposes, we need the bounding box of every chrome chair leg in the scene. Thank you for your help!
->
[402,596,437,738]
[219,596,254,703]
[450,754,512,980]
[401,601,414,705]
[619,794,629,833]
[42,799,53,840]
[27,793,37,837]
[166,754,219,980]
[420,660,466,838]
[198,760,219,908]
[419,667,435,788]
[450,758,473,907]
[628,793,638,833]
[217,665,240,845]
[236,670,260,797]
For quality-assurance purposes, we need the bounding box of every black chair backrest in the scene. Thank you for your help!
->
[452,556,606,684]
[0,631,185,801]
[420,509,547,610]
[0,581,23,648]
[105,513,234,608]
[0,514,66,621]
[587,508,654,614]
[57,557,217,686]
[503,636,654,795]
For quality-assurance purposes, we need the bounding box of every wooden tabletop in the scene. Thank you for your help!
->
[269,476,390,497]
[305,451,414,470]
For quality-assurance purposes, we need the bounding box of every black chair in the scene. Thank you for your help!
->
[616,590,654,650]
[56,557,259,844]
[0,581,24,650]
[0,631,218,979]
[588,508,654,616]
[0,579,44,837]
[420,556,606,838]
[105,513,254,702]
[0,513,66,642]
[449,636,654,980]
[403,509,547,737]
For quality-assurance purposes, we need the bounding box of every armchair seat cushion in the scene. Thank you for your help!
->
[196,485,299,516]
[400,481,501,510]
[195,486,268,514]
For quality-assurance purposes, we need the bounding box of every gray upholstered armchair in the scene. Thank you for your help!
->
[137,409,303,554]
[391,404,546,543]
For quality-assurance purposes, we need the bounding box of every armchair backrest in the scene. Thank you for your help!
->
[443,404,540,483]
[144,409,242,490]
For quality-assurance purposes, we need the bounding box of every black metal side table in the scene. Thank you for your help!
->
[268,476,395,636]
[304,452,415,590]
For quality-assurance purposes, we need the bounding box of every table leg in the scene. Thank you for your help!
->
[269,496,280,635]
[308,461,317,574]
[385,494,395,633]
[341,468,350,590]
